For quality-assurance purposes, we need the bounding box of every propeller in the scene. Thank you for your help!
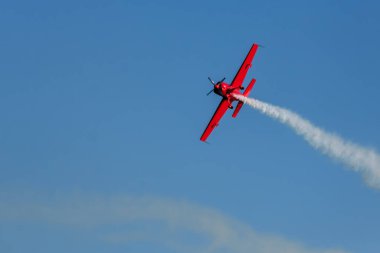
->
[206,77,225,96]
[208,77,225,85]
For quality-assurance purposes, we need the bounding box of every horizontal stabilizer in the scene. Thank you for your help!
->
[243,78,256,96]
[232,78,256,118]
[232,102,243,118]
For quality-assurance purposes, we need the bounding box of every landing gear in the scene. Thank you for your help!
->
[240,86,244,90]
[227,98,234,109]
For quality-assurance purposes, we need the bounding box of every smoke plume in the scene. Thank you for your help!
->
[235,94,380,189]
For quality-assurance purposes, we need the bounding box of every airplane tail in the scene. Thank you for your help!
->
[232,78,256,118]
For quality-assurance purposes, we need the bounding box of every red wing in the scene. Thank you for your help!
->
[200,99,230,142]
[230,43,259,89]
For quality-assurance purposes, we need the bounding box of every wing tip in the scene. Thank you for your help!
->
[255,43,265,48]
[200,138,211,144]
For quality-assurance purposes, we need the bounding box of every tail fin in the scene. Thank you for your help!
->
[232,78,256,118]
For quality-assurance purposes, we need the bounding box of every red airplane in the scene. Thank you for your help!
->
[200,43,259,142]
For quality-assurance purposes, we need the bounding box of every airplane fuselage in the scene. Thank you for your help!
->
[213,82,242,108]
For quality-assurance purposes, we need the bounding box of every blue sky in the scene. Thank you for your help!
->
[1,1,380,252]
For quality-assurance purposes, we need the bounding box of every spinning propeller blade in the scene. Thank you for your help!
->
[206,77,225,95]
[208,77,216,85]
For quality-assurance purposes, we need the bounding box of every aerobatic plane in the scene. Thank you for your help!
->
[200,43,259,142]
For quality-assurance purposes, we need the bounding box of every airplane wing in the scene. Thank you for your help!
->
[230,43,259,89]
[200,99,230,142]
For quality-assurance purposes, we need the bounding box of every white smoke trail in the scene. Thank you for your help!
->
[235,94,380,189]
